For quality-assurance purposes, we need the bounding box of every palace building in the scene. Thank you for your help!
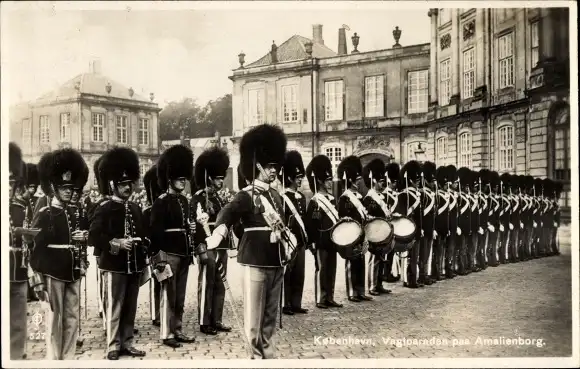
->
[9,60,162,189]
[229,8,571,219]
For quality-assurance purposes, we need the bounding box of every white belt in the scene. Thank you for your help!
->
[9,247,25,252]
[244,227,271,232]
[48,244,74,249]
[165,228,186,232]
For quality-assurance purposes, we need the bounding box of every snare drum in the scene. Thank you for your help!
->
[391,215,417,252]
[331,218,365,260]
[364,218,394,254]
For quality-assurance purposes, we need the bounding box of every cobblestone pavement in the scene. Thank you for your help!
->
[24,226,573,360]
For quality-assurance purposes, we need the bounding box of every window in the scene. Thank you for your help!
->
[436,136,448,165]
[60,113,70,142]
[22,118,31,149]
[530,21,539,68]
[92,113,105,142]
[439,9,451,26]
[40,115,50,144]
[248,89,264,126]
[499,33,514,88]
[325,80,344,121]
[116,116,128,144]
[497,125,515,171]
[439,60,451,105]
[463,48,476,98]
[281,85,298,123]
[458,131,472,167]
[554,126,570,181]
[365,75,384,118]
[139,118,149,145]
[408,70,428,113]
[325,147,343,174]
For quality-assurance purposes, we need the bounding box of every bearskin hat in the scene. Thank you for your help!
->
[195,147,229,188]
[279,150,306,187]
[237,164,248,190]
[386,162,400,185]
[510,174,523,191]
[362,158,386,188]
[239,124,287,181]
[100,147,140,186]
[400,160,421,184]
[9,142,24,183]
[24,163,39,187]
[143,164,161,205]
[533,177,543,194]
[457,167,473,186]
[523,175,534,192]
[75,158,89,191]
[499,173,511,192]
[306,155,333,192]
[445,165,458,183]
[38,149,87,195]
[422,161,437,182]
[435,166,448,185]
[157,144,193,191]
[542,178,553,197]
[489,171,500,189]
[479,169,491,187]
[554,181,564,198]
[337,156,362,186]
[93,156,110,195]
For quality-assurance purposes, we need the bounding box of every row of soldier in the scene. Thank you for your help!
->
[8,123,563,360]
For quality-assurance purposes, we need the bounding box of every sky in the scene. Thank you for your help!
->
[1,2,431,109]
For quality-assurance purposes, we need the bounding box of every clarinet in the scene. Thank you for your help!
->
[73,205,83,271]
[125,201,133,274]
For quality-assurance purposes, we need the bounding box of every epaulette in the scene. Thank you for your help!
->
[99,200,110,207]
[38,206,49,213]
[195,189,205,196]
[242,185,253,192]
[158,193,168,199]
[11,200,26,208]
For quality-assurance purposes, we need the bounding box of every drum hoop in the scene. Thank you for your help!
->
[331,218,363,245]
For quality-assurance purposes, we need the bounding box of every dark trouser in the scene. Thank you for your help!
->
[241,265,284,359]
[10,281,28,360]
[382,250,397,281]
[345,253,365,297]
[314,248,337,304]
[403,240,419,286]
[45,277,80,360]
[284,247,306,309]
[445,234,456,277]
[487,230,499,265]
[468,232,478,270]
[456,233,469,274]
[160,254,190,340]
[498,228,508,263]
[419,235,433,282]
[509,228,519,261]
[367,252,383,291]
[477,232,488,269]
[103,271,141,353]
[198,249,228,326]
[431,236,444,280]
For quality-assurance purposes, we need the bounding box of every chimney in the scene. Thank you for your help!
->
[312,24,324,45]
[90,59,102,74]
[338,27,348,55]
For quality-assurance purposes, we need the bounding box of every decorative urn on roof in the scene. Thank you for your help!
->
[238,51,246,68]
[129,87,134,98]
[150,92,155,102]
[393,26,402,48]
[351,32,360,53]
[105,82,112,95]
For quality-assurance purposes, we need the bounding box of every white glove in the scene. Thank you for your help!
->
[499,224,505,232]
[478,227,484,235]
[533,221,538,228]
[488,224,495,233]
[519,222,524,229]
[433,230,438,239]
[509,223,514,231]
[456,227,462,236]
[553,221,558,227]
[421,229,424,237]
[205,234,223,250]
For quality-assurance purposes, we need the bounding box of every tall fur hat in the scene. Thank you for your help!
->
[100,147,140,187]
[499,172,511,191]
[337,155,362,186]
[279,150,306,186]
[386,162,400,185]
[75,158,89,191]
[306,155,333,192]
[362,158,386,188]
[237,164,248,190]
[457,167,472,186]
[93,156,110,195]
[479,169,491,187]
[157,144,194,190]
[489,171,500,189]
[553,181,564,198]
[9,142,24,183]
[143,164,161,204]
[435,166,448,185]
[195,147,230,188]
[533,177,543,194]
[422,161,437,182]
[510,174,524,191]
[24,163,39,187]
[239,124,287,181]
[542,178,553,197]
[523,175,534,192]
[39,148,87,195]
[445,165,458,183]
[400,160,421,183]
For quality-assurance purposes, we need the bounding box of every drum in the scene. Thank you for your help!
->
[364,218,394,254]
[331,218,365,260]
[391,215,417,252]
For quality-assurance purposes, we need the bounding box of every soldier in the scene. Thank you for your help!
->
[443,165,459,279]
[305,155,343,309]
[455,167,472,275]
[279,151,310,315]
[150,145,197,348]
[9,143,29,360]
[432,165,449,280]
[31,148,88,360]
[497,173,511,264]
[486,171,501,267]
[23,163,40,210]
[362,158,392,295]
[418,161,437,286]
[382,163,401,283]
[192,147,233,334]
[474,170,489,270]
[89,147,147,360]
[466,169,480,273]
[143,165,162,327]
[204,124,289,359]
[549,180,563,256]
[507,175,522,263]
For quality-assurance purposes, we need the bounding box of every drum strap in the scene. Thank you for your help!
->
[313,193,339,224]
[470,194,478,212]
[282,193,308,243]
[343,190,369,221]
[366,189,390,217]
[479,195,487,214]
[512,195,519,212]
[385,190,399,213]
[448,192,457,210]
[437,191,449,215]
[422,188,435,216]
[460,194,470,214]
[490,195,500,216]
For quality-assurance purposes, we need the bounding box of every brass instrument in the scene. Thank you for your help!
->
[186,197,195,265]
[125,201,133,274]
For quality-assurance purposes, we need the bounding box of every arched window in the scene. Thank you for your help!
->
[325,146,343,175]
[497,123,515,172]
[552,108,570,182]
[436,136,448,165]
[457,131,472,167]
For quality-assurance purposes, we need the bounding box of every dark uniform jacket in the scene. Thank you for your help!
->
[150,192,194,257]
[191,188,230,250]
[282,188,308,247]
[10,198,29,282]
[88,197,148,274]
[214,181,287,267]
[457,188,472,234]
[420,186,437,238]
[363,189,389,218]
[31,198,82,282]
[305,192,338,251]
[434,189,450,236]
